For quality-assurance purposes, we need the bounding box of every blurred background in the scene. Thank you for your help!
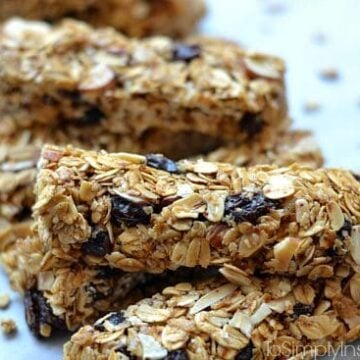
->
[1,1,360,358]
[203,0,360,170]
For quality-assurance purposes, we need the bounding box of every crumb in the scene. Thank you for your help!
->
[319,67,339,81]
[1,318,17,334]
[0,294,10,309]
[312,32,327,45]
[265,2,287,14]
[303,100,321,113]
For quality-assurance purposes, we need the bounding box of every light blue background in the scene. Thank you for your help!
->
[1,1,359,358]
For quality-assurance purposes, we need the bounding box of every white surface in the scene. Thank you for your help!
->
[1,1,360,359]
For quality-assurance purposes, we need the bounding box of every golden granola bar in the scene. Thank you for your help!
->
[29,144,359,279]
[0,18,288,157]
[0,0,206,38]
[64,273,360,359]
[0,129,323,232]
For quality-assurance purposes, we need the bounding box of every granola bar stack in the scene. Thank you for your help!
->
[0,5,357,360]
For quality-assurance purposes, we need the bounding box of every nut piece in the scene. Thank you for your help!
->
[326,201,344,231]
[273,237,300,271]
[263,175,295,199]
[0,294,10,309]
[190,284,237,315]
[0,318,17,334]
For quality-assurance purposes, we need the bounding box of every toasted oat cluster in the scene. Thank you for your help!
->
[0,18,288,159]
[0,0,206,38]
[3,144,358,340]
[64,274,360,359]
[31,145,359,276]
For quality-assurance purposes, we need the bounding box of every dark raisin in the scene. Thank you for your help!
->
[14,206,32,222]
[95,312,125,331]
[111,195,151,227]
[336,219,352,240]
[224,193,278,224]
[292,303,314,318]
[146,154,179,173]
[240,113,264,140]
[24,290,66,337]
[115,345,137,359]
[235,342,254,360]
[172,44,201,62]
[352,172,360,182]
[165,349,189,360]
[81,107,105,124]
[81,228,112,257]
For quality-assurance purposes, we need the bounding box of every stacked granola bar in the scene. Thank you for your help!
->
[0,9,356,360]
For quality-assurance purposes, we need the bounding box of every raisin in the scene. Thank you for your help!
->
[336,219,352,240]
[352,172,360,183]
[235,342,254,360]
[14,206,32,222]
[172,44,201,62]
[292,303,314,318]
[111,195,151,227]
[81,228,112,257]
[165,349,189,360]
[146,154,179,173]
[224,193,278,224]
[24,290,66,337]
[240,113,264,140]
[115,345,137,359]
[81,107,105,124]
[95,312,125,331]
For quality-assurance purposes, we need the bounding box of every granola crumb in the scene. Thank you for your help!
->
[303,100,321,113]
[312,32,327,45]
[265,1,288,14]
[0,294,10,309]
[1,318,17,334]
[319,67,339,81]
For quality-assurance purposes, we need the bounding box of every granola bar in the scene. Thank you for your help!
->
[0,0,206,38]
[64,273,360,359]
[30,144,359,280]
[0,18,288,156]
